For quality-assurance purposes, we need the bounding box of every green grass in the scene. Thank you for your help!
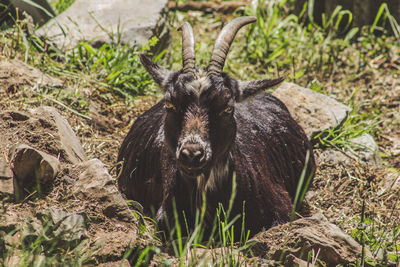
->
[0,207,95,266]
[50,0,75,14]
[129,174,253,266]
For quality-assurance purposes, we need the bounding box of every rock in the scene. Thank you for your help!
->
[273,82,352,139]
[36,208,87,244]
[0,58,63,91]
[0,178,13,198]
[93,230,138,260]
[19,208,86,248]
[9,144,60,200]
[0,160,13,197]
[0,160,12,180]
[37,0,169,50]
[378,171,400,196]
[317,149,351,165]
[350,133,381,165]
[0,209,20,232]
[29,106,87,164]
[72,159,135,222]
[248,213,373,266]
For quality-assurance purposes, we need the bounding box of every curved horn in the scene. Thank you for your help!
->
[207,16,256,76]
[178,22,196,75]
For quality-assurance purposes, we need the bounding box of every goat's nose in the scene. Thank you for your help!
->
[179,145,205,166]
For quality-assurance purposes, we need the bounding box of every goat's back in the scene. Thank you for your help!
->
[117,101,165,212]
[232,93,315,230]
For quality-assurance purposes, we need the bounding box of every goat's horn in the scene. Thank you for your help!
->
[207,16,256,76]
[178,22,196,75]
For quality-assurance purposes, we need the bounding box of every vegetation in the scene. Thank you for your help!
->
[0,0,399,266]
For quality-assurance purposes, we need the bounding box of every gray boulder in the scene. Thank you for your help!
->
[273,82,352,139]
[36,0,169,50]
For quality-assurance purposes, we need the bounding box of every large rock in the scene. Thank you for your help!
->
[29,106,87,164]
[273,82,352,139]
[36,0,169,50]
[9,144,60,200]
[71,159,135,222]
[248,213,372,266]
[70,158,159,261]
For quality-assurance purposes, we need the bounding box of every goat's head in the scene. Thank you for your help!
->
[140,17,284,178]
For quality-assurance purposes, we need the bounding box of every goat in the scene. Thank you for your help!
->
[117,17,316,237]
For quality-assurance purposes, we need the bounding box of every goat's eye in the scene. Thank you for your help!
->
[164,101,176,111]
[220,106,233,116]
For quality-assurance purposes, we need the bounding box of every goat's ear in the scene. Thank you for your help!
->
[235,77,284,102]
[140,54,172,91]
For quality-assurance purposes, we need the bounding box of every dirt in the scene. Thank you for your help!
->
[0,59,159,264]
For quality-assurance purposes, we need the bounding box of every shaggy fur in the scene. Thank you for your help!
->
[117,64,316,237]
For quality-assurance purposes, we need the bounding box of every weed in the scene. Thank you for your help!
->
[50,0,75,14]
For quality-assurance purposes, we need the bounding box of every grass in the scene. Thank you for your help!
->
[50,0,75,14]
[1,0,400,266]
[0,205,95,266]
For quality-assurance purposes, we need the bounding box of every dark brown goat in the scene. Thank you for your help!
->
[117,17,316,237]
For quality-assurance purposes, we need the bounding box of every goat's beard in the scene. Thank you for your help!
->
[177,163,207,178]
[177,160,210,178]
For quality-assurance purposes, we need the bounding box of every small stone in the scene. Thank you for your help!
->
[378,171,400,196]
[317,149,350,165]
[9,144,60,200]
[349,133,381,165]
[273,82,352,140]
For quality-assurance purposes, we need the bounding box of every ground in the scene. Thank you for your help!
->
[1,1,400,265]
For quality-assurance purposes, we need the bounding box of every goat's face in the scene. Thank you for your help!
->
[139,17,284,178]
[162,73,236,177]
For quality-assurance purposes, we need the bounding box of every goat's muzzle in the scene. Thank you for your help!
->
[177,143,208,177]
